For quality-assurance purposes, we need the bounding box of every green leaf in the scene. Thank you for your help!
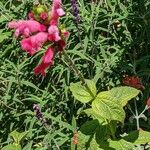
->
[109,139,134,150]
[79,120,109,145]
[123,130,150,145]
[80,120,99,135]
[70,80,96,103]
[77,132,101,150]
[84,108,105,122]
[23,141,33,150]
[110,86,140,106]
[2,144,21,150]
[92,91,125,122]
[21,80,39,90]
[10,130,28,144]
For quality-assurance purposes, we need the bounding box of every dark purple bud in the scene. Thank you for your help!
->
[71,0,80,23]
[33,104,47,125]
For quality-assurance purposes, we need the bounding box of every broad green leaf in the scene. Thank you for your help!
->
[110,86,140,106]
[2,144,21,150]
[92,91,125,122]
[109,139,135,150]
[70,80,96,103]
[10,130,28,144]
[77,132,101,150]
[80,120,99,135]
[80,120,108,144]
[123,130,150,145]
[84,108,105,122]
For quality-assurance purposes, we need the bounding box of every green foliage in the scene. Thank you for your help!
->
[92,91,125,122]
[109,86,140,106]
[70,79,97,103]
[2,144,21,150]
[0,0,150,149]
[124,130,150,145]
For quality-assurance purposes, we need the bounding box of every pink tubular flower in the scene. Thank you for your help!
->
[34,47,54,76]
[48,25,61,41]
[20,32,48,55]
[8,20,46,37]
[8,1,69,77]
[50,0,65,25]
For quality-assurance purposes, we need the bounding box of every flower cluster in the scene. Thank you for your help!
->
[72,130,78,145]
[122,75,145,90]
[8,0,69,76]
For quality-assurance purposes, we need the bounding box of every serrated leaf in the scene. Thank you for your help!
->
[70,80,96,103]
[92,91,125,122]
[110,86,140,106]
[123,130,150,145]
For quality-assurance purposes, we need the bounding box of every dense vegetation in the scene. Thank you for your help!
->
[0,0,150,149]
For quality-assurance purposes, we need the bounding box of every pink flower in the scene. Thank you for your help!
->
[48,25,61,41]
[34,47,54,76]
[20,32,48,55]
[147,97,150,108]
[40,12,48,20]
[8,20,46,37]
[50,0,65,25]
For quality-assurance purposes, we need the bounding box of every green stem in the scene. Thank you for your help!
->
[106,120,116,140]
[134,100,140,130]
[63,51,95,99]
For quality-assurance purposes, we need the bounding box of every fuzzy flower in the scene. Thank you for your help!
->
[122,75,145,90]
[8,20,46,37]
[50,0,65,25]
[20,32,48,55]
[34,47,54,76]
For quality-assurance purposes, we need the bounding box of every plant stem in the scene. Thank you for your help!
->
[63,51,95,99]
[139,105,148,117]
[134,100,140,130]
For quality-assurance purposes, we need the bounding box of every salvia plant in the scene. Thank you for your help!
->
[0,0,150,150]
